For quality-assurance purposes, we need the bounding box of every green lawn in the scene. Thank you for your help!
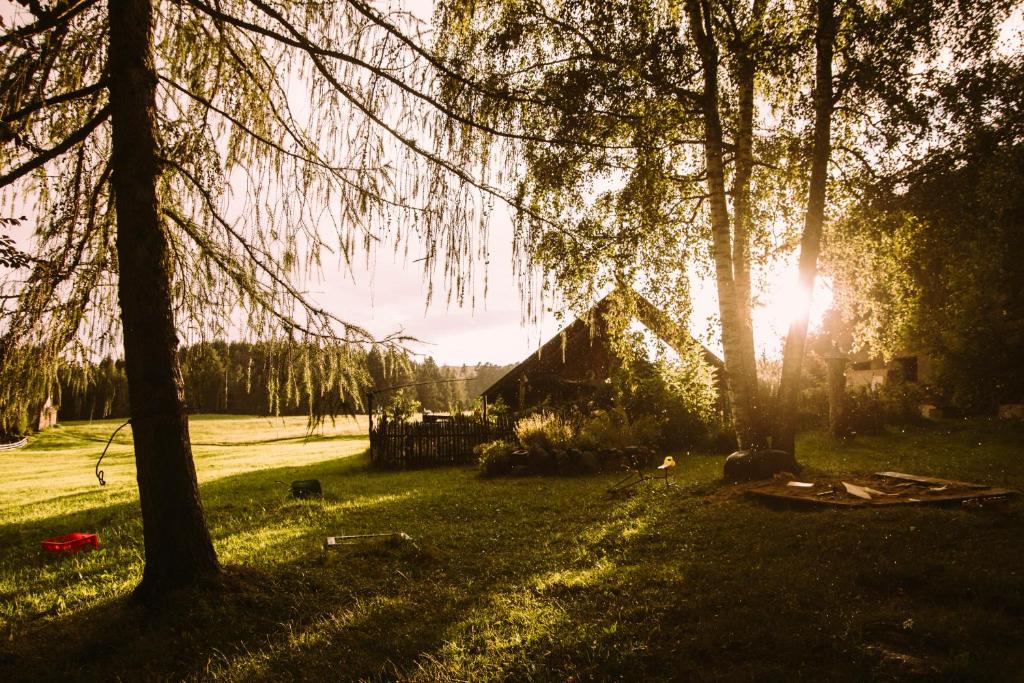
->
[1,415,1022,681]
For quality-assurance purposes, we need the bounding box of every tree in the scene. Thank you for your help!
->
[180,342,227,412]
[828,54,1024,413]
[0,0,522,600]
[1,216,28,268]
[433,0,1014,453]
[770,0,834,454]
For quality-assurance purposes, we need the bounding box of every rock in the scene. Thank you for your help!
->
[723,449,799,482]
[579,451,598,473]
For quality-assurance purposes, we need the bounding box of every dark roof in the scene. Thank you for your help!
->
[480,287,723,403]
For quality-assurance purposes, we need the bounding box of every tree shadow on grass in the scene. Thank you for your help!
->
[8,441,1021,682]
[0,453,658,681]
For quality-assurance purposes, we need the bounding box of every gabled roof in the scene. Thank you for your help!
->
[480,287,723,404]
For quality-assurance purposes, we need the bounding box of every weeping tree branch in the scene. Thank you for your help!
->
[1,78,107,124]
[0,103,109,188]
[160,156,414,347]
[0,0,98,48]
[182,0,638,151]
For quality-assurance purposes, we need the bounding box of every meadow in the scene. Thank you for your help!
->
[1,415,1022,681]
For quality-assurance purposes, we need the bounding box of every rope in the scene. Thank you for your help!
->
[95,419,131,486]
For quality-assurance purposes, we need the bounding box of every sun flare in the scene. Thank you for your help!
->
[752,267,834,358]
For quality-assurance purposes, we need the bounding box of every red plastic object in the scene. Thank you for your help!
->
[41,532,100,554]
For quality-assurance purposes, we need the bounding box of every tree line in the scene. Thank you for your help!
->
[56,342,514,421]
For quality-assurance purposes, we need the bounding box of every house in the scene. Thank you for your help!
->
[845,351,935,390]
[480,287,727,414]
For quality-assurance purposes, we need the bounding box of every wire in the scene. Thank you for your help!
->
[95,419,131,486]
[368,375,479,396]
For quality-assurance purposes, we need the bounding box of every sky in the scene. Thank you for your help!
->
[298,1,830,367]
[312,208,547,366]
[4,0,1019,367]
[321,0,1018,366]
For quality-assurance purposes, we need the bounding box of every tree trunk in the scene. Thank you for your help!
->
[772,0,835,456]
[685,0,766,449]
[730,0,764,338]
[108,0,220,601]
[826,354,848,437]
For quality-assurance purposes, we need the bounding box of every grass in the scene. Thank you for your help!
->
[1,415,1022,681]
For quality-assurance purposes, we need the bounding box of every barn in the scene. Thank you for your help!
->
[480,287,727,414]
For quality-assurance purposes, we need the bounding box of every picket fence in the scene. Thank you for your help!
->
[369,414,516,470]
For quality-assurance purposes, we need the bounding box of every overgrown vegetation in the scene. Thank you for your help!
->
[2,415,1023,680]
[475,343,730,476]
[514,411,576,453]
[795,378,930,435]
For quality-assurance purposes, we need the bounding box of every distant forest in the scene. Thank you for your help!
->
[57,341,514,421]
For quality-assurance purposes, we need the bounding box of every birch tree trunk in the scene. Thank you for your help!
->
[685,0,767,449]
[108,0,220,601]
[772,0,836,456]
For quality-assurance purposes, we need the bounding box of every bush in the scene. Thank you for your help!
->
[845,381,927,434]
[797,384,830,431]
[876,381,927,423]
[482,407,689,478]
[576,407,661,451]
[703,426,738,454]
[605,357,718,450]
[845,388,885,434]
[474,439,516,477]
[514,411,575,453]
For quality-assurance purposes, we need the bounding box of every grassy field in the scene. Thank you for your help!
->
[1,415,1022,681]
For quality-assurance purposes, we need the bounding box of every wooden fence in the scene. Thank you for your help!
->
[0,437,28,452]
[369,414,516,470]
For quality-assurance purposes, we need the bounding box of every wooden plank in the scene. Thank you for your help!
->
[875,471,989,489]
[747,486,1018,507]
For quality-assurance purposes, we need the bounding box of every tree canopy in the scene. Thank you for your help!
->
[828,53,1024,412]
[432,0,1015,449]
[0,0,531,433]
[0,0,555,599]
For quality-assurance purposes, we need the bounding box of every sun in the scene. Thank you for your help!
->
[687,257,834,361]
[752,264,834,358]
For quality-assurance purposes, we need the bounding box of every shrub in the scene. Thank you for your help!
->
[604,356,718,450]
[514,411,575,453]
[797,384,830,431]
[846,388,885,434]
[474,439,516,477]
[845,381,927,434]
[576,407,661,451]
[876,381,928,423]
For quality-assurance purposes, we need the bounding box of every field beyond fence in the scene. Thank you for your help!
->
[369,414,515,469]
